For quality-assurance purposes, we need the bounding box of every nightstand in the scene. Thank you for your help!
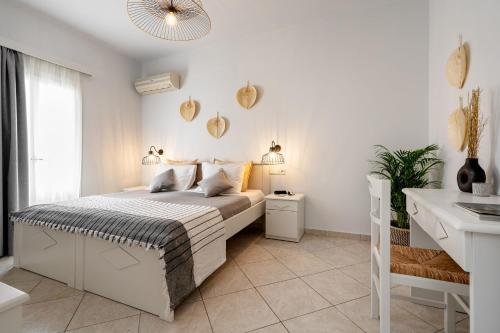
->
[265,193,305,242]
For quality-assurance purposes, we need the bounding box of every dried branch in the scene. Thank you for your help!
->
[466,88,487,158]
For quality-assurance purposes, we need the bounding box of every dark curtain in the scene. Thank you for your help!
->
[0,46,28,257]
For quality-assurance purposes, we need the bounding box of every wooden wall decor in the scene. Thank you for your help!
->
[446,35,468,89]
[207,112,227,139]
[448,97,468,151]
[236,81,257,109]
[180,96,197,122]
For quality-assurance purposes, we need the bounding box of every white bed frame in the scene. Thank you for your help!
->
[13,165,269,321]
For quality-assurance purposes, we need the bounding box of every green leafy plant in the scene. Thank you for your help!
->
[371,144,443,229]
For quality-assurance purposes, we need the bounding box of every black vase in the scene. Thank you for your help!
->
[457,158,486,193]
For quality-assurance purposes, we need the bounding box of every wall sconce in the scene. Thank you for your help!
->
[261,140,285,165]
[142,146,164,165]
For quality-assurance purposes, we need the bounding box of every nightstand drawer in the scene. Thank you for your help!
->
[266,210,298,239]
[266,199,298,212]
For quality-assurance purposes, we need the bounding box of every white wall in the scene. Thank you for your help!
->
[141,0,429,235]
[429,0,500,194]
[0,0,142,195]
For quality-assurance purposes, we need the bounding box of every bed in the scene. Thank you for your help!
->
[11,164,269,321]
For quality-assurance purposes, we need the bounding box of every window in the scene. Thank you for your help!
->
[24,56,82,204]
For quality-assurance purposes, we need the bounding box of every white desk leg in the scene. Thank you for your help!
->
[470,232,500,332]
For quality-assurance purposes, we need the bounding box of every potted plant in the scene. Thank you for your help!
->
[371,145,444,246]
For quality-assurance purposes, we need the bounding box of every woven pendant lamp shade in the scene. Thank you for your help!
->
[261,152,285,165]
[142,146,164,165]
[127,0,211,41]
[261,141,285,165]
[142,153,161,165]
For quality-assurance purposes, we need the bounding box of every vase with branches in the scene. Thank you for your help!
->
[371,145,444,234]
[457,88,488,192]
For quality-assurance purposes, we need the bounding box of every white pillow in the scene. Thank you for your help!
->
[155,163,197,191]
[201,162,245,194]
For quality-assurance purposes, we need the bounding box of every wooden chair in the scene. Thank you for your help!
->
[367,175,469,333]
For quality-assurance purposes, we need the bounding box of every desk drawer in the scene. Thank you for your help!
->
[266,200,298,212]
[407,196,468,270]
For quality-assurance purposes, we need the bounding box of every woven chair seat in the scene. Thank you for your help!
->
[390,245,469,284]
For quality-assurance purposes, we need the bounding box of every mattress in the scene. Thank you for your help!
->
[110,189,258,220]
[223,189,265,206]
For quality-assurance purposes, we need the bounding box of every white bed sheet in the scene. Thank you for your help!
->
[187,188,264,206]
[224,189,264,206]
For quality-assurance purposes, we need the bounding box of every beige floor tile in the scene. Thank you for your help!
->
[240,259,295,286]
[342,241,371,262]
[200,260,253,299]
[336,296,436,333]
[435,318,469,333]
[298,235,337,252]
[66,315,139,332]
[310,246,368,268]
[139,301,212,333]
[3,279,40,294]
[329,236,361,248]
[277,252,332,276]
[257,278,330,320]
[250,323,288,333]
[22,294,83,333]
[394,298,468,331]
[302,269,370,305]
[184,288,202,303]
[0,267,43,284]
[391,286,468,330]
[257,240,310,259]
[67,293,140,330]
[230,245,274,265]
[26,278,84,305]
[204,288,279,333]
[283,307,363,332]
[339,262,371,287]
[456,318,469,332]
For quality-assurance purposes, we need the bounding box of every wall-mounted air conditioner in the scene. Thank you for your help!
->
[134,73,180,95]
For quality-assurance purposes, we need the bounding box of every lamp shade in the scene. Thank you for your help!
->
[142,146,164,165]
[261,141,285,165]
[142,153,161,165]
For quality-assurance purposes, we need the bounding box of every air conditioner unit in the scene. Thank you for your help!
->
[134,73,180,95]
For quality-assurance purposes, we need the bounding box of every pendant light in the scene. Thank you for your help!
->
[127,0,211,41]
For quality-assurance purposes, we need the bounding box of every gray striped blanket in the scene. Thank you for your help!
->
[9,196,225,310]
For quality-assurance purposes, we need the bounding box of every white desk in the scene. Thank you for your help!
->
[403,188,500,333]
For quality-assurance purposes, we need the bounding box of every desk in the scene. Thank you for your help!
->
[403,188,500,333]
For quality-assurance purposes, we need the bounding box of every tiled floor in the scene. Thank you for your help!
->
[0,227,469,333]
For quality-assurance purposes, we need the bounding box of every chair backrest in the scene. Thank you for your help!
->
[367,175,391,279]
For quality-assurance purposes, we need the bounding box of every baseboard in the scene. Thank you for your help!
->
[305,228,370,241]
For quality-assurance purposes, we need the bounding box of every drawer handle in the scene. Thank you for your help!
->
[436,221,448,240]
[411,203,419,216]
[274,205,290,210]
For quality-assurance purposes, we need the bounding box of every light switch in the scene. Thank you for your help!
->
[269,166,286,175]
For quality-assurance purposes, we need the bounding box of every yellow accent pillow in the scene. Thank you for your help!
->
[214,159,253,192]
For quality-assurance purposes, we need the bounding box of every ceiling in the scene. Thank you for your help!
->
[13,0,314,61]
[15,0,397,62]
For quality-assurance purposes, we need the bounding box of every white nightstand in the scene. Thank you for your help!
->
[265,193,305,242]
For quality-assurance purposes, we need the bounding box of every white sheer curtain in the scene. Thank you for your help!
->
[24,56,82,205]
